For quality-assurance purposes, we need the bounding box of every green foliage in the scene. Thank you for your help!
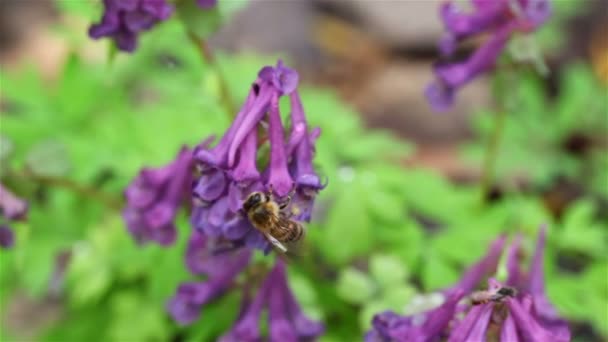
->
[464,64,608,196]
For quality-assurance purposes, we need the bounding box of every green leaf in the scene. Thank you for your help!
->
[421,252,459,291]
[336,268,376,305]
[177,0,248,41]
[25,140,71,177]
[317,184,373,265]
[369,254,407,289]
[359,299,389,330]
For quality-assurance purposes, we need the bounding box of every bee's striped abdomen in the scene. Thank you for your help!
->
[272,219,304,242]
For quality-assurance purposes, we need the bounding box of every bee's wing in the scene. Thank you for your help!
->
[264,232,288,253]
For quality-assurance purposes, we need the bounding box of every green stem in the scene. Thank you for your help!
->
[14,171,123,210]
[187,32,236,117]
[480,109,508,202]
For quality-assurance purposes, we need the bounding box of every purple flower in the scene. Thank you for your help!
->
[0,183,28,249]
[0,225,15,248]
[191,61,324,252]
[367,226,571,342]
[123,146,193,246]
[219,260,324,341]
[89,0,174,52]
[167,245,251,325]
[196,0,217,9]
[426,0,551,111]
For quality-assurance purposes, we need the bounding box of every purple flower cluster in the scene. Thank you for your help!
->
[191,60,324,252]
[426,0,552,111]
[89,0,217,52]
[0,183,28,248]
[366,226,571,342]
[123,146,193,246]
[167,231,325,341]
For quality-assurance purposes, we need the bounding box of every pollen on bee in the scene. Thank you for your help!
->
[291,205,301,217]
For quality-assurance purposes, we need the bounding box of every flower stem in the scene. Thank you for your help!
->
[13,170,123,210]
[187,32,236,117]
[480,109,507,202]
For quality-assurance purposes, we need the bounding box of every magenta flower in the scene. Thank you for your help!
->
[0,183,28,248]
[89,0,174,52]
[191,60,324,252]
[123,146,193,246]
[366,226,570,342]
[426,0,551,111]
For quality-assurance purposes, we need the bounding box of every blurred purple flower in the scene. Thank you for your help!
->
[191,60,324,252]
[196,0,218,9]
[167,244,251,325]
[89,0,174,52]
[426,0,551,111]
[0,183,28,249]
[367,226,570,342]
[0,225,15,248]
[219,260,324,341]
[123,146,193,246]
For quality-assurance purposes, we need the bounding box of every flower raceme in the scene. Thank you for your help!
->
[366,226,571,342]
[89,0,217,52]
[0,183,28,248]
[191,60,325,252]
[122,60,324,250]
[426,0,552,111]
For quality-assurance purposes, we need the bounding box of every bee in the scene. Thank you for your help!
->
[242,187,304,253]
[470,286,517,306]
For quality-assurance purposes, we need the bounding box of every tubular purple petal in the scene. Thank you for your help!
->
[507,297,564,342]
[275,260,325,339]
[500,313,521,342]
[448,304,486,342]
[232,270,272,340]
[231,128,260,183]
[266,93,294,197]
[435,24,513,88]
[425,81,456,112]
[463,303,494,342]
[193,170,228,202]
[227,84,273,167]
[289,92,323,190]
[417,290,465,340]
[528,225,547,295]
[197,88,257,169]
[506,235,524,287]
[440,1,507,37]
[453,235,506,294]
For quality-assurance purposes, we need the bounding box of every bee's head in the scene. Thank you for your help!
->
[243,191,267,212]
[497,287,517,297]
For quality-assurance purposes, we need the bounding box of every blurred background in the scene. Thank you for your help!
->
[1,0,607,341]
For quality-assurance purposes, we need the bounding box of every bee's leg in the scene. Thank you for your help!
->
[279,186,296,211]
[267,184,276,203]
